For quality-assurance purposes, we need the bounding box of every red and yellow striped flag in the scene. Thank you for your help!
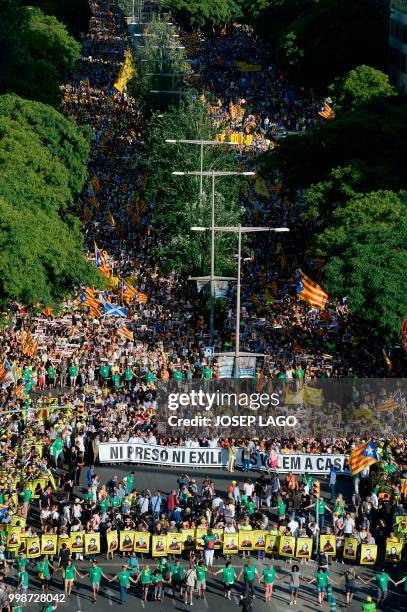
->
[348,441,379,476]
[296,270,328,309]
[116,321,134,342]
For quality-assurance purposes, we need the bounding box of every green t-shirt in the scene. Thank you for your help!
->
[263,568,276,584]
[47,367,56,380]
[173,370,183,381]
[100,499,109,512]
[196,566,207,581]
[110,497,120,508]
[152,572,163,585]
[157,560,169,575]
[203,534,217,550]
[65,565,75,581]
[23,488,32,503]
[317,500,327,514]
[315,572,328,588]
[244,565,256,581]
[125,475,134,490]
[99,365,110,379]
[202,367,213,380]
[37,559,50,580]
[53,437,63,452]
[124,368,133,381]
[223,567,235,584]
[277,500,286,516]
[89,566,102,584]
[170,564,183,581]
[375,573,390,590]
[16,557,28,571]
[112,374,121,387]
[362,603,376,612]
[247,501,256,515]
[118,570,130,586]
[146,372,155,383]
[68,365,78,377]
[140,569,151,584]
[19,570,29,588]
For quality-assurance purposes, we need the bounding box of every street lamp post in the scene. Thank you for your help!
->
[207,225,290,377]
[172,170,255,344]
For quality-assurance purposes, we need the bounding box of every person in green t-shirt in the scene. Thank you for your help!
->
[51,436,64,467]
[305,496,332,530]
[275,496,286,519]
[84,560,109,602]
[63,559,84,596]
[99,364,110,382]
[136,564,152,602]
[169,560,184,597]
[238,561,259,599]
[37,556,56,592]
[173,369,183,382]
[124,472,135,495]
[109,564,137,603]
[195,561,207,598]
[260,564,281,602]
[201,366,213,380]
[362,595,376,612]
[18,568,29,592]
[215,561,236,600]
[68,364,78,387]
[308,567,338,605]
[395,573,407,592]
[47,365,56,389]
[202,530,217,568]
[365,568,396,606]
[111,372,122,388]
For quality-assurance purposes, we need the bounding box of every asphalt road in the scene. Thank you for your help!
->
[10,465,406,611]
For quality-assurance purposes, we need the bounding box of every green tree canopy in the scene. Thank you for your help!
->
[21,0,91,38]
[315,191,407,340]
[0,4,80,106]
[0,95,98,306]
[162,0,242,32]
[139,96,244,277]
[329,65,397,111]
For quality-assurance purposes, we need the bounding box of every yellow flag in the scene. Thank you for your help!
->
[303,386,324,406]
[114,50,136,93]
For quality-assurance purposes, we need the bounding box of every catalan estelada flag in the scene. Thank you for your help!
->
[134,291,148,304]
[121,278,137,303]
[348,441,379,476]
[80,288,100,317]
[116,320,134,342]
[94,243,111,278]
[296,270,328,309]
[318,100,336,120]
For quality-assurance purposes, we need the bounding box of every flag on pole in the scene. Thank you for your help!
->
[94,243,111,278]
[377,391,404,412]
[318,100,336,120]
[296,270,328,309]
[116,320,134,342]
[80,288,100,317]
[348,441,379,475]
[114,49,136,93]
[133,291,148,304]
[382,349,392,371]
[121,278,137,303]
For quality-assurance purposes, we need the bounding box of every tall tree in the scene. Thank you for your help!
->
[329,65,397,111]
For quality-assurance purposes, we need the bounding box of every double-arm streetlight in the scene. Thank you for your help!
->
[171,170,255,344]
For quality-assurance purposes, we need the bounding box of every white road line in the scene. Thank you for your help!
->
[202,595,208,608]
[140,599,145,608]
[76,593,81,611]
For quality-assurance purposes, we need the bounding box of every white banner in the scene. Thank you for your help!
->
[99,443,348,474]
[98,443,227,467]
[235,450,349,474]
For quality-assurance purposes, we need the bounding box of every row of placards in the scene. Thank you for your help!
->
[5,528,405,564]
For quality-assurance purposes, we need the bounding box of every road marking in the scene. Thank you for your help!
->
[76,593,81,611]
[105,587,115,606]
[140,599,145,608]
[202,595,208,608]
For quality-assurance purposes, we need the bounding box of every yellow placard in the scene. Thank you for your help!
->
[41,534,58,555]
[195,528,207,551]
[385,539,402,563]
[133,532,150,553]
[6,527,21,550]
[279,536,296,557]
[152,535,167,557]
[360,544,377,565]
[320,535,336,556]
[181,529,195,550]
[11,515,26,528]
[212,529,223,550]
[106,530,118,553]
[295,537,312,559]
[265,534,279,555]
[84,533,100,555]
[26,537,41,558]
[222,533,239,554]
[57,535,71,554]
[343,537,358,560]
[120,531,135,552]
[70,532,85,553]
[238,530,254,550]
[167,532,183,554]
[253,530,268,551]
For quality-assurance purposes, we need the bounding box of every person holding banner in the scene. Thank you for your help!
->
[215,561,237,600]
